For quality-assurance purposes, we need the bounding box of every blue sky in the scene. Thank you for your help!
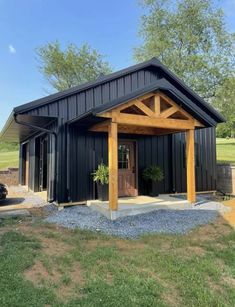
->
[0,0,235,130]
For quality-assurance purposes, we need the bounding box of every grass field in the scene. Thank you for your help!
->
[0,138,234,170]
[0,151,19,170]
[0,216,234,307]
[0,142,19,170]
[216,138,235,164]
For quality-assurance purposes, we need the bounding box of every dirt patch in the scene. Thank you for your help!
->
[24,260,85,301]
[24,260,52,284]
[85,240,114,251]
[115,240,146,251]
[222,275,235,288]
[85,239,147,257]
[105,272,113,285]
[187,216,232,242]
[58,262,85,300]
[153,273,182,306]
[39,235,71,256]
[68,262,85,285]
[28,208,48,218]
[162,288,181,307]
[207,276,224,294]
[175,245,206,258]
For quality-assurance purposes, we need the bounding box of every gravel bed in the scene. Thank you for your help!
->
[45,206,219,239]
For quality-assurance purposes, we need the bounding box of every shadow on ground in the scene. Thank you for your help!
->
[0,197,25,206]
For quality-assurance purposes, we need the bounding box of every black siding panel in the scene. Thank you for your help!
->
[172,127,216,193]
[28,138,35,191]
[19,144,24,185]
[69,127,108,202]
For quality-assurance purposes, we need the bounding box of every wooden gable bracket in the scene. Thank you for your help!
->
[95,92,204,131]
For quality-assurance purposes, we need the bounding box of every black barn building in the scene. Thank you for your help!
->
[0,58,224,206]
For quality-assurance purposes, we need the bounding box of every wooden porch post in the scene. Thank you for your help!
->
[108,121,118,210]
[186,129,196,202]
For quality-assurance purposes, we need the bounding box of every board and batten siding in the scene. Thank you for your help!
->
[19,66,217,203]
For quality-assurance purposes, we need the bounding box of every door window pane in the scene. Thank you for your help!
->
[118,145,130,169]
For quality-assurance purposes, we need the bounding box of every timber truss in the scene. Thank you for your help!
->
[90,91,204,135]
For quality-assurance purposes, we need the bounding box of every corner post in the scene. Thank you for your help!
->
[108,121,118,210]
[186,129,196,202]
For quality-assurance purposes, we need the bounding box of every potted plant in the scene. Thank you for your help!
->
[92,163,109,201]
[143,165,164,196]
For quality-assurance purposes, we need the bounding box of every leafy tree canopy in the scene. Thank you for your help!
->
[213,77,235,137]
[134,0,235,100]
[37,42,112,91]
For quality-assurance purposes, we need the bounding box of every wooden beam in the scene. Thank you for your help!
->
[89,120,110,132]
[194,119,205,127]
[108,121,118,211]
[118,125,182,135]
[160,93,191,117]
[160,106,178,118]
[100,113,195,130]
[134,99,155,117]
[154,95,161,116]
[186,129,196,202]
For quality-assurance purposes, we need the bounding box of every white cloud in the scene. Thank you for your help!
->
[8,44,16,54]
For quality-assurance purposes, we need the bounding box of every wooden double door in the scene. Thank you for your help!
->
[118,140,137,197]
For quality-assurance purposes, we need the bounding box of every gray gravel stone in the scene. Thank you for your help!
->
[45,206,219,239]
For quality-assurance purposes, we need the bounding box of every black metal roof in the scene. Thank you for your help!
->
[0,57,225,141]
[12,57,224,123]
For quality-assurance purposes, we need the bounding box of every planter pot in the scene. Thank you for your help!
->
[147,181,159,197]
[97,183,109,201]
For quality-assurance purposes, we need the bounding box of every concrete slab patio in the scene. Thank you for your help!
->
[87,194,230,220]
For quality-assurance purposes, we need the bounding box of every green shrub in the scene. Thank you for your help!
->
[92,163,109,185]
[143,165,164,182]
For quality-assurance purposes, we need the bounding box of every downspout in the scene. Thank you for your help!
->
[14,114,57,202]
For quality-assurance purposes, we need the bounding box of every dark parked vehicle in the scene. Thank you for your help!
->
[0,183,8,200]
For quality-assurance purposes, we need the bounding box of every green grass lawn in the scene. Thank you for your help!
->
[216,138,235,164]
[0,151,19,170]
[0,216,234,306]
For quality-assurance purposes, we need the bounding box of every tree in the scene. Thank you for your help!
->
[37,42,112,91]
[134,0,235,100]
[213,77,235,137]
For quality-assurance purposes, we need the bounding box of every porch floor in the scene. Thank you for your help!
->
[87,194,193,220]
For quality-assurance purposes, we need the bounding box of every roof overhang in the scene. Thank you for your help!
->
[0,113,57,143]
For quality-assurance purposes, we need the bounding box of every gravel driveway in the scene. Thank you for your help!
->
[45,206,219,239]
[0,186,46,207]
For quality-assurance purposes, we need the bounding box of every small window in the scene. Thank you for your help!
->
[118,145,130,169]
